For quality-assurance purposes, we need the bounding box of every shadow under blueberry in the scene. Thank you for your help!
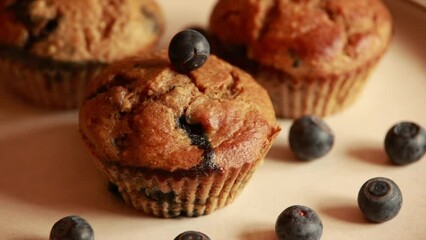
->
[347,146,392,166]
[0,123,140,217]
[321,204,369,224]
[240,228,276,240]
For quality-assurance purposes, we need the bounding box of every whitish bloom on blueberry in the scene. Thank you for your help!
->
[384,121,426,165]
[275,205,323,240]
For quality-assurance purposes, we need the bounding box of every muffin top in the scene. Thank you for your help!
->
[79,51,280,173]
[209,0,392,78]
[0,0,164,62]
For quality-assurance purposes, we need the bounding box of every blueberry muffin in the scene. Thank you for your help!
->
[0,0,164,109]
[209,0,393,118]
[79,50,280,218]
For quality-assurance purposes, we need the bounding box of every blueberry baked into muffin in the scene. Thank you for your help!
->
[0,0,164,109]
[79,49,280,218]
[209,0,393,118]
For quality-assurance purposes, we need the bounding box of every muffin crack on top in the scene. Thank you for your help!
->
[84,53,245,121]
[188,67,243,100]
[86,66,221,172]
[80,52,280,171]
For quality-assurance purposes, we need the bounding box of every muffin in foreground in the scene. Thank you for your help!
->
[209,0,393,118]
[79,50,281,218]
[0,0,164,109]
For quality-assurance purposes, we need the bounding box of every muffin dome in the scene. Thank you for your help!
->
[0,0,164,109]
[0,0,164,62]
[209,0,392,118]
[80,50,279,172]
[79,51,280,217]
[210,0,392,77]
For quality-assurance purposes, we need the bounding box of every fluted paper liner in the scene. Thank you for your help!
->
[94,157,263,218]
[255,55,383,119]
[0,57,104,109]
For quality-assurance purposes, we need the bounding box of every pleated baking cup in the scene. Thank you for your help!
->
[0,56,105,109]
[94,158,263,218]
[255,58,382,119]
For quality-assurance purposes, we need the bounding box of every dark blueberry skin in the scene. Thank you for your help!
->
[108,181,124,200]
[174,231,211,240]
[384,121,426,165]
[358,177,403,223]
[50,215,94,240]
[289,115,334,160]
[275,205,323,240]
[187,26,209,39]
[168,29,210,73]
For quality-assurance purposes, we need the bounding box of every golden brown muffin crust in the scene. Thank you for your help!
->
[79,51,280,172]
[0,0,164,62]
[209,0,392,78]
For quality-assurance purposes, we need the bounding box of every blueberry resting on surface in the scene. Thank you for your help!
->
[289,115,334,160]
[384,121,426,165]
[168,29,210,73]
[358,177,403,223]
[174,230,211,240]
[50,215,94,240]
[275,205,323,240]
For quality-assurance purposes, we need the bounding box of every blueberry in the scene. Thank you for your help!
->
[289,115,334,160]
[357,177,403,223]
[174,230,211,240]
[50,215,94,240]
[107,181,123,200]
[384,121,426,165]
[168,29,210,73]
[275,205,323,240]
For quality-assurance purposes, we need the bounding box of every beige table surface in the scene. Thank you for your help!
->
[1,0,426,239]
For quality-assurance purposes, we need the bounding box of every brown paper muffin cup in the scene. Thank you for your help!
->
[0,55,105,109]
[93,157,264,218]
[255,57,382,119]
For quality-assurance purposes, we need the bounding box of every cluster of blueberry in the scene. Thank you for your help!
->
[48,30,425,240]
[271,115,424,240]
[47,174,404,240]
[167,30,425,239]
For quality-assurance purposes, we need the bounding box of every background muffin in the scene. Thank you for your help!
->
[79,51,280,218]
[0,0,164,109]
[209,0,393,118]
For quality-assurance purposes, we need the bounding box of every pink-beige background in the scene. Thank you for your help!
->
[1,0,425,239]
